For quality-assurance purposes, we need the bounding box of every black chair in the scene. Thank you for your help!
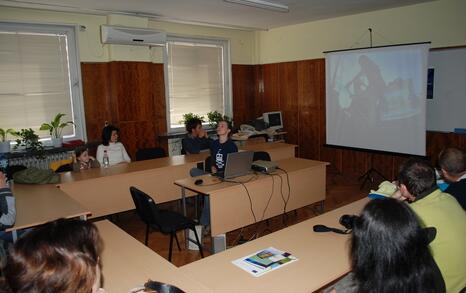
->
[135,147,166,161]
[204,156,212,173]
[129,186,204,262]
[253,151,271,162]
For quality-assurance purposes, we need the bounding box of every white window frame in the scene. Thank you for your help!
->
[163,35,232,133]
[0,21,87,142]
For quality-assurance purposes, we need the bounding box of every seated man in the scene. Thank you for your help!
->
[397,158,466,293]
[182,118,211,155]
[438,147,466,210]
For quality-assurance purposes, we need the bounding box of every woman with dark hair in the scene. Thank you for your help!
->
[329,198,445,293]
[96,124,131,166]
[4,219,106,293]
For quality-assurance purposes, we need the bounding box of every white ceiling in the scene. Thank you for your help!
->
[0,0,434,30]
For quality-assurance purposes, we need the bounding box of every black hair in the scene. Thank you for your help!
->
[186,118,202,133]
[398,158,436,198]
[74,146,88,158]
[438,147,466,176]
[101,124,119,146]
[351,198,445,293]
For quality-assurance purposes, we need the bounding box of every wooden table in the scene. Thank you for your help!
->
[59,154,208,218]
[95,220,212,293]
[6,183,90,239]
[180,198,369,293]
[175,158,328,251]
[240,142,296,161]
[58,142,296,219]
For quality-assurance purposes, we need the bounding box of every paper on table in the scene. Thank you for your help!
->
[232,247,298,277]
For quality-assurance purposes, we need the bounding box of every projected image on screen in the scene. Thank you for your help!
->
[326,44,429,156]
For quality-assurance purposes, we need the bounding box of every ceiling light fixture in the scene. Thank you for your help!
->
[223,0,289,13]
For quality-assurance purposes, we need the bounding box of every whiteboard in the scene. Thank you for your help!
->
[427,47,466,132]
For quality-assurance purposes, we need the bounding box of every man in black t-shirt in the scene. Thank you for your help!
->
[210,120,238,174]
[438,147,466,210]
[182,118,211,154]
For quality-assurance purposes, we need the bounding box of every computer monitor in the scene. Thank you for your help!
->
[262,111,283,130]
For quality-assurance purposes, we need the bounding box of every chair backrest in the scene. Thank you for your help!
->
[129,186,160,226]
[135,147,166,161]
[204,156,212,173]
[253,151,271,162]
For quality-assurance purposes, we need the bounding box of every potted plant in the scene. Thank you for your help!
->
[180,113,205,130]
[14,128,44,155]
[0,128,17,153]
[207,110,232,129]
[40,113,74,148]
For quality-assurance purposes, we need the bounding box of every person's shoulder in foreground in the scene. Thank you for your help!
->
[3,218,107,293]
[397,158,466,293]
[0,172,15,230]
[438,147,466,210]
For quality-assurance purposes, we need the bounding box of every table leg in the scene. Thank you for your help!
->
[80,214,88,221]
[12,230,18,242]
[181,187,190,249]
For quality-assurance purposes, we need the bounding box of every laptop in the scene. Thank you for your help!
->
[215,151,254,179]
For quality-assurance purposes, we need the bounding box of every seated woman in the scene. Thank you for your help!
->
[73,146,100,171]
[329,198,445,293]
[96,124,131,166]
[4,219,106,293]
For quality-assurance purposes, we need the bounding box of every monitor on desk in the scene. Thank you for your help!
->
[263,111,283,131]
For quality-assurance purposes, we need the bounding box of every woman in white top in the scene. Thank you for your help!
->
[96,124,131,166]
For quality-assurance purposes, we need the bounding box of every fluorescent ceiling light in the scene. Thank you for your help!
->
[224,0,289,13]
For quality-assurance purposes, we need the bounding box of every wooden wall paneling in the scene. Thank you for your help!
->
[232,65,256,126]
[81,63,113,142]
[278,62,299,148]
[297,60,321,159]
[151,63,168,153]
[261,63,281,112]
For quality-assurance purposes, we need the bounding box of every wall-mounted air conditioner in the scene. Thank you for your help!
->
[101,25,167,46]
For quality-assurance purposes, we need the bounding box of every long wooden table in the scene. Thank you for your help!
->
[6,184,90,239]
[175,158,328,252]
[240,142,297,161]
[95,220,212,293]
[180,198,369,293]
[58,142,297,219]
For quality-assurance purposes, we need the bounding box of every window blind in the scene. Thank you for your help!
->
[167,41,225,130]
[0,31,74,138]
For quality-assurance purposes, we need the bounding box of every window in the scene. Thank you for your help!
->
[0,22,86,141]
[164,36,231,132]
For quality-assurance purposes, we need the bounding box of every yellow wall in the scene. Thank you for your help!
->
[0,6,256,64]
[257,0,466,64]
[1,0,465,65]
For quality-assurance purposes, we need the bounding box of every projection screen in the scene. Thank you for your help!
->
[325,43,430,156]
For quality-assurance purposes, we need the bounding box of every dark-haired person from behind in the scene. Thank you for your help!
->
[4,219,107,293]
[397,158,466,293]
[438,147,466,210]
[96,124,131,166]
[182,118,212,154]
[329,198,445,293]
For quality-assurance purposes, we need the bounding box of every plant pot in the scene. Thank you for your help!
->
[0,141,11,153]
[51,137,63,148]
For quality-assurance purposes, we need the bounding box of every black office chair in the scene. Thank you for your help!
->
[129,186,204,262]
[204,156,212,173]
[135,147,166,161]
[253,151,271,162]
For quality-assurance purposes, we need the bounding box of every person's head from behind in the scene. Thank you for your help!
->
[438,147,466,183]
[101,124,119,146]
[186,118,203,137]
[216,120,232,138]
[75,146,90,163]
[397,158,436,202]
[5,219,104,293]
[351,198,443,293]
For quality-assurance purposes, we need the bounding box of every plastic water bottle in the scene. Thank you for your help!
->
[103,150,110,168]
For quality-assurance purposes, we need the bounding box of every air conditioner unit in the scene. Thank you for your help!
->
[101,25,166,46]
